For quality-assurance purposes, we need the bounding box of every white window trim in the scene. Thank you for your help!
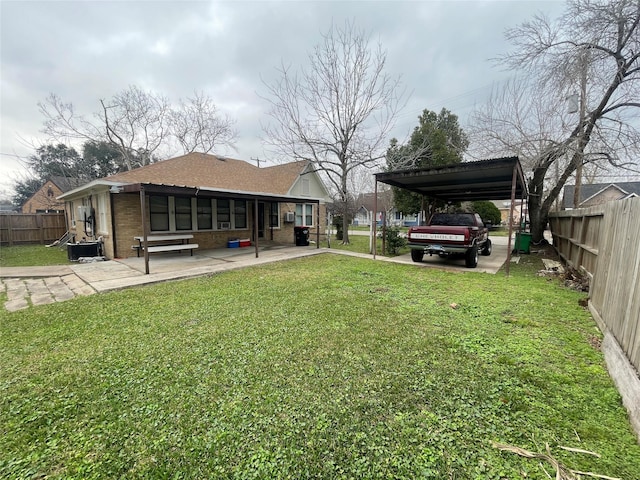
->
[295,203,314,227]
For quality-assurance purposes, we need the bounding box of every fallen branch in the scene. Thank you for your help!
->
[491,441,620,480]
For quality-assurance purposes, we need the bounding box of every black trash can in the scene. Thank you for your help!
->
[294,226,310,246]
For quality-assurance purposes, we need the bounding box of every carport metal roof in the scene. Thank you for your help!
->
[373,156,528,275]
[374,156,527,202]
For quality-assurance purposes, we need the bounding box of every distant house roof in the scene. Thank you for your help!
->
[49,176,86,193]
[562,182,640,208]
[357,190,393,212]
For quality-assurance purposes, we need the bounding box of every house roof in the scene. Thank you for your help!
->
[104,152,308,195]
[374,157,527,202]
[59,152,327,204]
[49,176,85,192]
[357,190,393,212]
[562,182,640,208]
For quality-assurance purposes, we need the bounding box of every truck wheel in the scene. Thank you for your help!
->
[465,245,478,268]
[481,238,492,256]
[411,250,424,263]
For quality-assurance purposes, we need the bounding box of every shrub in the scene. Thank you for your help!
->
[472,200,501,226]
[384,226,406,255]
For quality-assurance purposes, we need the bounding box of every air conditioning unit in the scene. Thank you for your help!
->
[219,222,231,230]
[285,211,295,223]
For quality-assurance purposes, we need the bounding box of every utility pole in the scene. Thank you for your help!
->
[251,157,261,168]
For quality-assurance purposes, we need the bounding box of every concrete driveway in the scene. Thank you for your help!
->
[377,235,512,274]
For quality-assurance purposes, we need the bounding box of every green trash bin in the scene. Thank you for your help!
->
[514,232,532,254]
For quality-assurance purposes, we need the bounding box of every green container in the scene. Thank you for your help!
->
[514,232,532,254]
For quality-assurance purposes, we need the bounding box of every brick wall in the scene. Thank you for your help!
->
[109,194,328,258]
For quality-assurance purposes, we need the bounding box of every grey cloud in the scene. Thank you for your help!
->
[0,0,565,195]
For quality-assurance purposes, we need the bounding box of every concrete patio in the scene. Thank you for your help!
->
[1,236,518,312]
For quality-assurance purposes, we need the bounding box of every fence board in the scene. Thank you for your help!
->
[0,213,66,246]
[551,197,640,372]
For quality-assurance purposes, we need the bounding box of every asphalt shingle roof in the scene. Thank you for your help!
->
[105,152,309,195]
[562,182,640,208]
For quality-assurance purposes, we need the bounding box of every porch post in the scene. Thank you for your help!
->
[316,201,320,248]
[140,186,150,275]
[254,198,259,258]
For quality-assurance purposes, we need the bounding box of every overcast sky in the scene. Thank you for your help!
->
[0,0,566,198]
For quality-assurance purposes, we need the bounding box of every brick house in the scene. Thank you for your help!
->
[58,153,331,259]
[21,176,84,214]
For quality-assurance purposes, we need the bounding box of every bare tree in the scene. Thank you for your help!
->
[262,21,407,244]
[468,0,640,242]
[170,91,238,154]
[39,86,236,171]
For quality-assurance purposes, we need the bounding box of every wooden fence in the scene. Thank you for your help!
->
[0,213,66,246]
[549,197,640,372]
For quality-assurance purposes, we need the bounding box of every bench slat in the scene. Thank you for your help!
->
[147,243,199,253]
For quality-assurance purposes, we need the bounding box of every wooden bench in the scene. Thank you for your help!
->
[146,243,199,255]
[133,234,198,257]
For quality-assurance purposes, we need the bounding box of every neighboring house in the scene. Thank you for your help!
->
[58,153,332,259]
[562,182,640,209]
[353,190,420,227]
[490,199,528,226]
[21,176,84,214]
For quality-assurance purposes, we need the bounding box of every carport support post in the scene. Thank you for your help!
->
[505,165,517,276]
[373,179,378,258]
[140,186,150,275]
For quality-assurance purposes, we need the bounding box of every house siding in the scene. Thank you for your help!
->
[22,181,66,213]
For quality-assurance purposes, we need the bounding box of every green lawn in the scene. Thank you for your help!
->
[1,254,638,478]
[0,244,70,267]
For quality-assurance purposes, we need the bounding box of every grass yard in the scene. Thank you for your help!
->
[0,244,70,267]
[1,254,639,478]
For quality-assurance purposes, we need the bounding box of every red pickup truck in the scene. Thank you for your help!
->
[407,213,492,268]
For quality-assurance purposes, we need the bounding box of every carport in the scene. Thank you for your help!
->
[374,157,527,275]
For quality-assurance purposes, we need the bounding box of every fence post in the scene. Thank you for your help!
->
[8,215,13,247]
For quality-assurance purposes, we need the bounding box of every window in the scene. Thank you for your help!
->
[175,197,192,230]
[217,199,230,229]
[150,196,169,231]
[234,201,247,229]
[197,198,212,230]
[295,203,313,226]
[96,193,108,234]
[269,202,280,228]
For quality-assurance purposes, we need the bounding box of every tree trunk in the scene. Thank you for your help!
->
[341,175,350,244]
[527,166,549,244]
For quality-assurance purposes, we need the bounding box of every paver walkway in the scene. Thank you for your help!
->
[1,273,96,312]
